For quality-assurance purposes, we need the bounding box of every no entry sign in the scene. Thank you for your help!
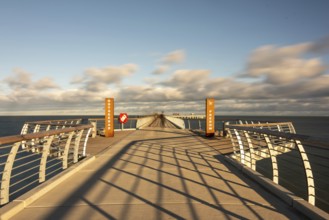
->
[119,113,128,124]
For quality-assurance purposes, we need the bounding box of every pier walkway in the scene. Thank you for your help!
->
[8,128,305,219]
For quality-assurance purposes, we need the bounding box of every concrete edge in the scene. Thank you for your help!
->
[223,155,329,220]
[0,155,96,220]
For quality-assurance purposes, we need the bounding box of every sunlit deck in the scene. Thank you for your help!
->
[7,128,305,219]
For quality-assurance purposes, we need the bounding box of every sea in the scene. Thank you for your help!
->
[0,115,329,139]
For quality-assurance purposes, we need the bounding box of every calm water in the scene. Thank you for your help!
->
[0,115,329,138]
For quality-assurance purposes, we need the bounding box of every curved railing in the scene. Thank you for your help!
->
[0,124,92,205]
[20,119,82,135]
[225,122,329,212]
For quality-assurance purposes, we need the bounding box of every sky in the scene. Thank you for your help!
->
[1,0,329,116]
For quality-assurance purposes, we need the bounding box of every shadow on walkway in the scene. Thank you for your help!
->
[15,128,305,219]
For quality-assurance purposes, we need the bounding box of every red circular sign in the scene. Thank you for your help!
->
[119,113,128,124]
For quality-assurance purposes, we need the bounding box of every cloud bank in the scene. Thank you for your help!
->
[1,38,329,115]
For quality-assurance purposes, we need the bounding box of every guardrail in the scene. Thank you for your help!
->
[225,122,329,212]
[21,119,82,135]
[88,118,138,138]
[0,124,92,205]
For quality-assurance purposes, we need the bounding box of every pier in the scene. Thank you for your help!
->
[1,115,329,219]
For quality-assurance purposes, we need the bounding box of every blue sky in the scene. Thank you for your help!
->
[1,0,329,115]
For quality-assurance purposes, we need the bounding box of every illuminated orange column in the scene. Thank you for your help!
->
[105,98,114,137]
[205,98,215,137]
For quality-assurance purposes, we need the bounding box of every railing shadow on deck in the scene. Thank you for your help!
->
[225,122,329,214]
[40,130,302,219]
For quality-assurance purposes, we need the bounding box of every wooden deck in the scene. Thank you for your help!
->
[8,128,305,219]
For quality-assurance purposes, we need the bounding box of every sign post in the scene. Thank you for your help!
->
[118,113,128,130]
[105,98,114,137]
[205,98,215,137]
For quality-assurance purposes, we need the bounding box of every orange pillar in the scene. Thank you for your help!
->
[105,98,114,137]
[205,98,215,137]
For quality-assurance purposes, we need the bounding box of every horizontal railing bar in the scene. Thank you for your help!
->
[24,119,81,124]
[46,161,62,170]
[0,153,11,159]
[11,165,39,179]
[10,173,39,188]
[88,118,138,121]
[0,125,92,145]
[45,167,63,177]
[230,122,293,127]
[10,178,39,196]
[227,125,329,148]
[0,145,14,150]
[14,153,40,162]
[11,158,41,170]
[46,157,61,164]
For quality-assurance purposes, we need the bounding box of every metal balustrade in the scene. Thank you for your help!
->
[225,122,329,212]
[88,118,138,138]
[0,124,92,205]
[20,119,82,135]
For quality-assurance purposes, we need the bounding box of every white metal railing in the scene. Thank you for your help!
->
[20,119,82,135]
[88,118,138,138]
[225,122,329,212]
[0,124,92,205]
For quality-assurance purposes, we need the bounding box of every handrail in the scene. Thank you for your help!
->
[20,119,82,135]
[0,125,92,145]
[227,124,329,149]
[24,119,82,124]
[0,124,92,205]
[88,118,138,137]
[225,123,329,212]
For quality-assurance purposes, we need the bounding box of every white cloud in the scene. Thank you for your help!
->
[3,68,59,92]
[4,68,32,89]
[245,43,326,84]
[72,64,138,91]
[152,50,185,75]
[162,50,185,64]
[152,65,169,75]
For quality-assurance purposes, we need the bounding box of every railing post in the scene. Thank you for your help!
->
[288,122,296,134]
[33,124,41,133]
[73,130,84,163]
[227,129,238,157]
[243,131,256,170]
[21,123,28,149]
[263,134,279,184]
[295,139,315,205]
[62,132,74,169]
[20,123,29,135]
[39,135,55,183]
[234,129,245,165]
[198,120,201,130]
[46,124,51,131]
[82,128,92,157]
[91,121,97,138]
[188,120,191,130]
[0,142,20,205]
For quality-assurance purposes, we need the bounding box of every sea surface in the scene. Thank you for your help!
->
[0,115,328,139]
